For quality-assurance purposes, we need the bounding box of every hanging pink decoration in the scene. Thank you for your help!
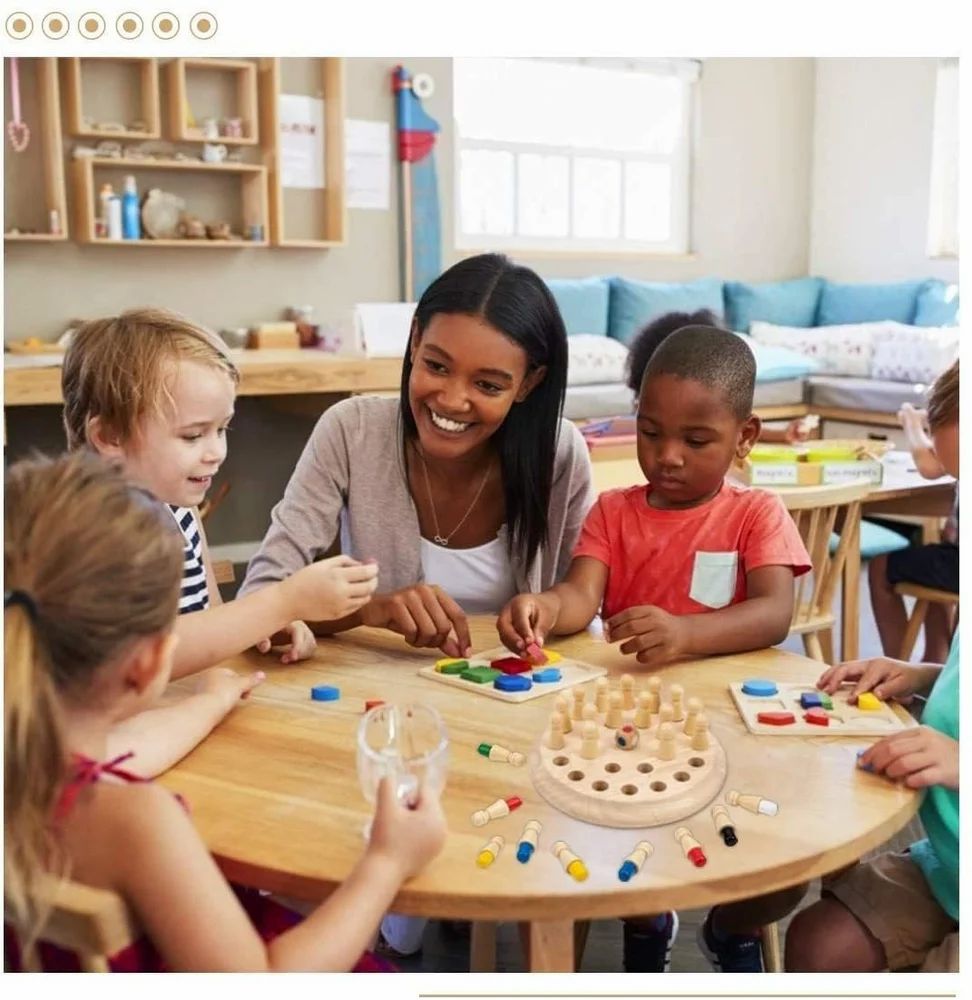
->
[7,58,31,153]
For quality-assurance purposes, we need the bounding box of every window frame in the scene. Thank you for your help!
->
[452,57,698,257]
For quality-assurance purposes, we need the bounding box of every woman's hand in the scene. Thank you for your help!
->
[360,584,472,658]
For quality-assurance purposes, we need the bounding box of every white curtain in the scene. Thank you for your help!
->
[927,58,959,257]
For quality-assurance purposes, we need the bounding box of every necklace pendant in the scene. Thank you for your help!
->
[433,534,449,546]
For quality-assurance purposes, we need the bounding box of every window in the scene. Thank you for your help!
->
[453,57,698,255]
[927,58,958,257]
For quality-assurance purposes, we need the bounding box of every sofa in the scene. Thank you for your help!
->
[548,274,960,450]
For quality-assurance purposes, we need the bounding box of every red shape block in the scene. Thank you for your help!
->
[687,846,707,867]
[490,656,533,675]
[803,708,829,726]
[524,641,547,665]
[757,711,796,726]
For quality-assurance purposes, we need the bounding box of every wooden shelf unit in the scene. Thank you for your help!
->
[167,58,259,146]
[3,58,68,240]
[259,57,347,247]
[62,58,161,140]
[72,157,269,247]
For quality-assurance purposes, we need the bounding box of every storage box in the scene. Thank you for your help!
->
[735,439,888,488]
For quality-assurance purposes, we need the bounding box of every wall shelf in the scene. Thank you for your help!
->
[259,57,346,247]
[62,58,161,140]
[167,58,260,146]
[3,58,68,240]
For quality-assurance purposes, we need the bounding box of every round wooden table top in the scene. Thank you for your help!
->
[160,618,919,922]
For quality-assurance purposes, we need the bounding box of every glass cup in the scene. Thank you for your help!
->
[356,702,448,840]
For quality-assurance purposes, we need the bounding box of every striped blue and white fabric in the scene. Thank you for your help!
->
[168,505,210,614]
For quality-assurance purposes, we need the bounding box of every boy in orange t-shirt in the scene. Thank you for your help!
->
[498,324,810,668]
[497,324,812,973]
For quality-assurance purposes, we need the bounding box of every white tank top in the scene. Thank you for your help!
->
[419,531,517,614]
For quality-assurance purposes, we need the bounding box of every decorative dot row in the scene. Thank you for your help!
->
[6,11,217,40]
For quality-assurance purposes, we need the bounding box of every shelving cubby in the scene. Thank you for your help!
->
[167,58,260,146]
[62,58,161,140]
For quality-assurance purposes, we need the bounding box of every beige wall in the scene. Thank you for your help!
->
[4,57,815,344]
[809,58,959,284]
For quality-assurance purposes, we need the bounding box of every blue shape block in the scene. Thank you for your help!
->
[532,667,562,683]
[495,674,532,693]
[516,842,535,864]
[800,692,823,709]
[742,678,778,697]
[618,861,637,882]
[311,684,340,702]
[856,749,875,773]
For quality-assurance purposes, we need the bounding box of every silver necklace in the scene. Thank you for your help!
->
[418,451,492,547]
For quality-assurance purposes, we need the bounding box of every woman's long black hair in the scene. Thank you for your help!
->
[400,253,569,569]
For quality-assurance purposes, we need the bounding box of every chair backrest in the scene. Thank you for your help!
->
[779,482,869,627]
[212,559,236,585]
[5,874,141,972]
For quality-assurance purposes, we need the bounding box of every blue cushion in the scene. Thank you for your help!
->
[735,333,820,382]
[724,277,824,332]
[914,279,960,326]
[545,277,611,336]
[607,277,724,345]
[817,280,924,326]
[829,520,910,560]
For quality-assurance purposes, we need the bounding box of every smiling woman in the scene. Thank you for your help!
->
[241,253,594,656]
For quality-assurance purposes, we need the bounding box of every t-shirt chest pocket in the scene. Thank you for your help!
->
[689,551,739,609]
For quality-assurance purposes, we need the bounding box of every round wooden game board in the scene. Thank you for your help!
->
[529,706,728,829]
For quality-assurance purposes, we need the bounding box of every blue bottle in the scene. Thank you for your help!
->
[122,175,141,240]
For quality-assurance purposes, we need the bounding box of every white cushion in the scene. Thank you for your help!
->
[870,324,959,384]
[749,320,887,377]
[566,333,629,386]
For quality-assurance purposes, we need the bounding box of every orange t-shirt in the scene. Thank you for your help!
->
[573,480,811,620]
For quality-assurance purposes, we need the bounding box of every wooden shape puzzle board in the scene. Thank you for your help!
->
[729,682,917,737]
[418,646,606,703]
[529,681,727,828]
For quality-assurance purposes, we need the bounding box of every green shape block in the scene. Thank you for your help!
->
[460,666,501,684]
[819,693,833,710]
[439,659,468,675]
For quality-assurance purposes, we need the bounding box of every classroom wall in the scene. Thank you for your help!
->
[808,58,959,284]
[3,57,815,344]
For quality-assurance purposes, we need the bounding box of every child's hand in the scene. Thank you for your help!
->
[256,621,317,663]
[858,726,959,790]
[284,555,379,622]
[359,584,471,658]
[496,593,558,653]
[816,657,935,704]
[606,605,689,666]
[193,666,265,714]
[368,776,447,880]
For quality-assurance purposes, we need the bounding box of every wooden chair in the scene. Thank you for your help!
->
[5,875,140,972]
[781,483,869,664]
[893,582,959,659]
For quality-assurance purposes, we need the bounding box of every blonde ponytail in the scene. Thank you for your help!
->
[3,452,184,942]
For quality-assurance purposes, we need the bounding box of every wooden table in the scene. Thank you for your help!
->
[160,618,918,972]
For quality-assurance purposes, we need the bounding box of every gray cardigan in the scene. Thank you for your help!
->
[240,396,595,597]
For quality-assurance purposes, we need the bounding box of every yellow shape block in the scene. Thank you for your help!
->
[857,692,881,711]
[542,649,563,664]
[435,657,465,672]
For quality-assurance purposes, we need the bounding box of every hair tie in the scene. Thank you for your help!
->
[4,589,38,620]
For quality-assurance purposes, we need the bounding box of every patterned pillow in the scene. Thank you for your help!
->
[870,324,960,384]
[566,334,630,386]
[748,321,884,377]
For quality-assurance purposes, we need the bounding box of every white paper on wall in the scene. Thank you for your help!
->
[279,94,325,189]
[345,119,391,210]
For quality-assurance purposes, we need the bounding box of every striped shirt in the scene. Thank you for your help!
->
[168,505,210,614]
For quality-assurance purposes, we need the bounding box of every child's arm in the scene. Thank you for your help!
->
[497,556,608,653]
[898,404,947,479]
[118,777,445,971]
[605,565,794,666]
[859,727,958,790]
[106,668,265,778]
[169,555,378,680]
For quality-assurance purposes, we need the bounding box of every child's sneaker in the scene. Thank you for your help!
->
[696,909,763,972]
[622,912,680,972]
